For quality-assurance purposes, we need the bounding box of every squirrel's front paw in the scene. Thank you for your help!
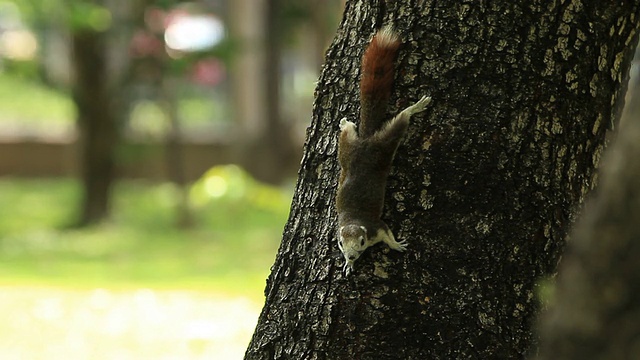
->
[389,239,409,252]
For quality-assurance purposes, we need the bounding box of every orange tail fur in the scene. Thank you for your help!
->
[359,25,401,138]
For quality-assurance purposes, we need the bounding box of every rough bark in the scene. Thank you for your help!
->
[246,1,640,359]
[534,53,640,360]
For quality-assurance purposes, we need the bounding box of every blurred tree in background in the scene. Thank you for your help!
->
[0,0,343,226]
[228,0,342,184]
[245,1,640,358]
[0,1,344,357]
[71,0,137,225]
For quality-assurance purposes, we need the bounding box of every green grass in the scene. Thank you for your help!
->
[0,73,75,129]
[0,172,292,301]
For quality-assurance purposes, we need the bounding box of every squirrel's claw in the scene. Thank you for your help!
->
[393,239,409,252]
[403,95,432,116]
[386,239,408,252]
[340,118,356,131]
[343,261,353,276]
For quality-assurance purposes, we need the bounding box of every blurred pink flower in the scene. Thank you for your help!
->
[130,30,164,58]
[190,58,225,86]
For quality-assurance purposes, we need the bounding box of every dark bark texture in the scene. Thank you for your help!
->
[246,1,640,359]
[534,56,640,360]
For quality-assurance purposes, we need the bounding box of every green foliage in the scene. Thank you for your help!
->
[167,37,239,74]
[276,0,312,44]
[4,0,45,24]
[10,0,111,32]
[1,57,39,79]
[0,174,292,299]
[68,1,111,32]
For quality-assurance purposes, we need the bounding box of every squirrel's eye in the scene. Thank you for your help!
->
[360,238,365,247]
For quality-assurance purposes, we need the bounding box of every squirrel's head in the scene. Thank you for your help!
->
[338,224,368,275]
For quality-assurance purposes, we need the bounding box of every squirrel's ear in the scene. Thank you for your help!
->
[359,226,367,235]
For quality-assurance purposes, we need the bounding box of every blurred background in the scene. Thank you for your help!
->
[0,0,342,358]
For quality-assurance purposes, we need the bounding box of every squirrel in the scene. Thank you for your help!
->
[336,25,431,275]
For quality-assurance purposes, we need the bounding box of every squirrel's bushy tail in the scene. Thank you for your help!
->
[359,25,401,138]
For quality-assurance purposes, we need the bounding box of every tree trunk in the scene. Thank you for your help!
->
[533,49,640,360]
[72,26,117,226]
[246,1,640,359]
[239,0,299,184]
[162,75,194,229]
[72,1,141,226]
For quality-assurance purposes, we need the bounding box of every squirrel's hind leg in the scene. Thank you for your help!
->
[337,118,359,184]
[338,118,359,155]
[372,96,431,144]
[400,95,432,118]
[339,118,358,140]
